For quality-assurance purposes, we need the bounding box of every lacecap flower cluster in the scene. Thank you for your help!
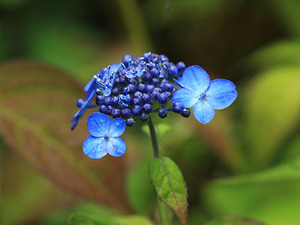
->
[71,53,237,159]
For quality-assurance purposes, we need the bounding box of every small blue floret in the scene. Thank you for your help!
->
[83,113,127,159]
[172,65,238,124]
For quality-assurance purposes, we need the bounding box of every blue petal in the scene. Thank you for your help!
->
[193,100,215,124]
[109,118,126,137]
[206,79,238,110]
[86,79,98,101]
[84,78,95,92]
[83,136,107,159]
[71,106,87,130]
[181,65,210,94]
[172,88,200,108]
[87,113,111,137]
[106,137,126,157]
[173,75,184,88]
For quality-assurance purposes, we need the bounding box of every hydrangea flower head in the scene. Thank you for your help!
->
[172,65,237,124]
[71,53,238,159]
[83,113,126,159]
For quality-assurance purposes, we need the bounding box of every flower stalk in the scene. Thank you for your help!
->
[148,116,169,225]
[148,116,160,158]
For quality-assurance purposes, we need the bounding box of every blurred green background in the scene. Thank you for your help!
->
[1,0,300,224]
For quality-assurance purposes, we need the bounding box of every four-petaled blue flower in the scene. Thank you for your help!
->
[83,113,126,159]
[172,65,237,124]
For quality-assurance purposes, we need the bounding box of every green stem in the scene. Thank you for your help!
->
[148,116,168,225]
[148,116,160,159]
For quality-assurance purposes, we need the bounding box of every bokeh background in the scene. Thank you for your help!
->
[1,0,300,224]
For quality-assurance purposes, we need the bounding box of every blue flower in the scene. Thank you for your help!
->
[95,63,119,96]
[172,65,237,124]
[83,113,127,159]
[71,64,119,130]
[121,59,147,78]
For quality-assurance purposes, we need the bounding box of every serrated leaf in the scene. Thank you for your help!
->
[243,66,300,167]
[149,156,188,225]
[0,61,129,212]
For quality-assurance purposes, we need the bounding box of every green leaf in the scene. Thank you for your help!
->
[149,156,188,225]
[0,61,129,212]
[243,66,300,167]
[142,123,172,141]
[203,157,300,225]
[68,213,153,225]
[205,216,266,225]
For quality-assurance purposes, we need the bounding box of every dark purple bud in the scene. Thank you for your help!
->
[111,96,119,106]
[151,91,159,100]
[133,97,141,105]
[173,102,184,113]
[121,108,131,118]
[112,108,121,118]
[126,118,135,127]
[167,63,178,76]
[142,72,152,82]
[176,61,186,74]
[103,97,111,106]
[96,96,104,105]
[143,103,152,113]
[162,82,174,92]
[99,105,107,113]
[137,83,146,92]
[106,105,113,115]
[152,78,160,86]
[146,84,155,92]
[141,93,150,103]
[181,108,191,118]
[157,93,169,104]
[158,108,168,118]
[140,113,149,122]
[150,68,160,78]
[127,84,137,94]
[132,105,143,116]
